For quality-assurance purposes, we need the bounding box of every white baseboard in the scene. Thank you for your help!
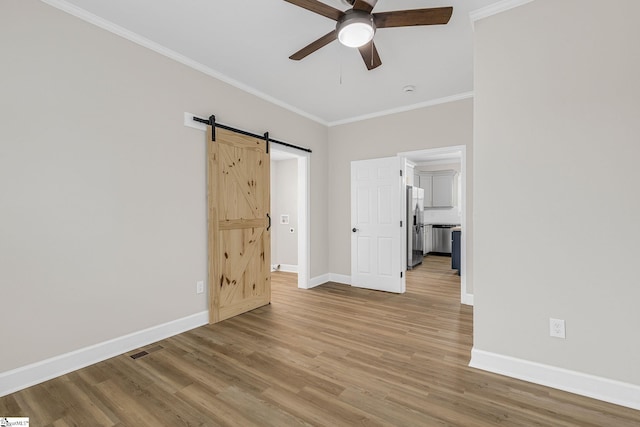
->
[462,293,474,306]
[329,273,351,285]
[308,272,352,288]
[278,264,298,273]
[469,348,640,411]
[308,274,329,289]
[309,273,470,303]
[0,311,208,397]
[306,273,352,288]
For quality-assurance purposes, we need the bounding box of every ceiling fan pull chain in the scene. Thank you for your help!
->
[370,15,374,67]
[339,45,343,85]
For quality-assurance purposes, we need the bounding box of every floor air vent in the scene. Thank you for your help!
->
[130,350,149,360]
[129,345,164,360]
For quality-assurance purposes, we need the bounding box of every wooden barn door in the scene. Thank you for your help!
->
[207,126,271,324]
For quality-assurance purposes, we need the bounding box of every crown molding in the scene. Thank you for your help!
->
[328,92,474,127]
[415,159,460,167]
[39,0,328,126]
[39,0,479,129]
[470,0,535,26]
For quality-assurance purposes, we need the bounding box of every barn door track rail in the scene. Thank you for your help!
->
[193,115,312,154]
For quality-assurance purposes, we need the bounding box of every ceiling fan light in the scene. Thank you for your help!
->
[336,10,376,48]
[338,22,374,48]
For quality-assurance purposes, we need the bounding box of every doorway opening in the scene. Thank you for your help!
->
[398,145,472,305]
[270,145,310,289]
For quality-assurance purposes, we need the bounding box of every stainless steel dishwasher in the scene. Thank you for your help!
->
[432,224,458,254]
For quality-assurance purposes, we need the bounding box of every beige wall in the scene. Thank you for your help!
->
[0,0,327,373]
[327,99,474,289]
[474,0,640,384]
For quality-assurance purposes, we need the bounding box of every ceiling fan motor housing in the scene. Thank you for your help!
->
[336,9,376,48]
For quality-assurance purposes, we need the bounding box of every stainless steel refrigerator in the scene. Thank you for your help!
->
[407,185,424,269]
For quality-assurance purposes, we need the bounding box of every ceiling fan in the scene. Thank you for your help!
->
[284,0,453,70]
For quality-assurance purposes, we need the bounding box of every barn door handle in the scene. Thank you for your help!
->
[266,213,271,231]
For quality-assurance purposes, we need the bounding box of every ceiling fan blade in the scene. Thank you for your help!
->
[352,0,378,13]
[289,30,337,61]
[358,41,382,70]
[374,7,453,28]
[283,0,344,21]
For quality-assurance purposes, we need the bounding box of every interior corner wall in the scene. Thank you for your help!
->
[270,161,278,268]
[473,0,640,386]
[327,99,474,290]
[271,158,298,267]
[0,0,328,374]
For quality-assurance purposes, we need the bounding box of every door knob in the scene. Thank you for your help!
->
[352,228,358,232]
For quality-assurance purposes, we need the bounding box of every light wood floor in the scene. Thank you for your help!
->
[2,256,639,426]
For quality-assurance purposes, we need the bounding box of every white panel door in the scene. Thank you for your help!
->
[351,157,405,293]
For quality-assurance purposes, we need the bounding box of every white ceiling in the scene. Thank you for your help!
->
[56,0,501,125]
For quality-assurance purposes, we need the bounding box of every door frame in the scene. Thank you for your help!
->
[270,145,311,289]
[397,145,472,306]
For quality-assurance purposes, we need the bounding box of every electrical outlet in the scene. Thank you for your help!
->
[196,280,204,294]
[549,318,566,339]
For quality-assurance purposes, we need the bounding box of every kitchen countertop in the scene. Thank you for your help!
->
[424,224,462,230]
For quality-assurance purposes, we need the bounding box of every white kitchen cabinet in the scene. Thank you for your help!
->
[432,173,454,207]
[418,170,456,208]
[419,174,432,206]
